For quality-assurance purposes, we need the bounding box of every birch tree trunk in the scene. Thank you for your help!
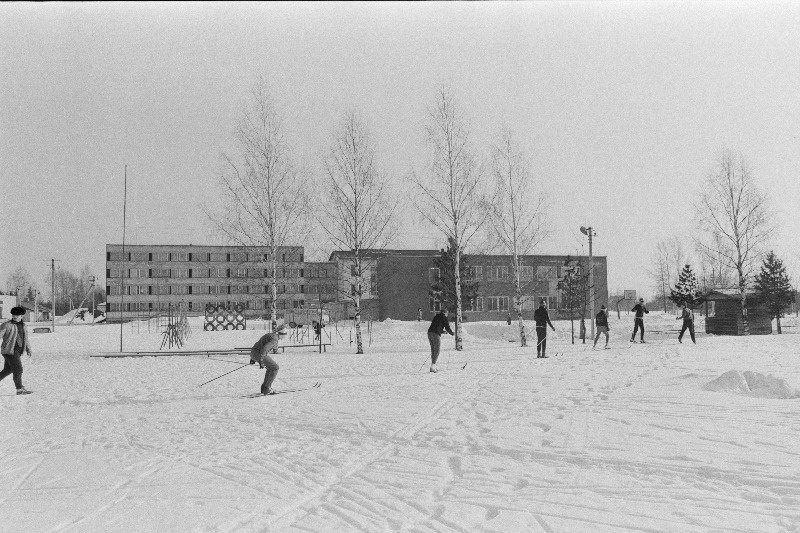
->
[412,88,490,352]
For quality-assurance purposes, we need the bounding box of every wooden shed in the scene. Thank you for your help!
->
[704,289,772,336]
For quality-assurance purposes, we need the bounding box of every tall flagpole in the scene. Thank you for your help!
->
[120,165,127,352]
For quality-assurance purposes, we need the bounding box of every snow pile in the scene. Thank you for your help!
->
[704,370,800,399]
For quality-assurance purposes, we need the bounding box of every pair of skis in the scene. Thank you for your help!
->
[241,381,321,398]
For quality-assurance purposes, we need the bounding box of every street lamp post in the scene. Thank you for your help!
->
[580,226,596,341]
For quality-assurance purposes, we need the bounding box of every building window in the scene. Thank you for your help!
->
[351,264,358,277]
[487,296,509,312]
[173,269,189,278]
[520,266,534,282]
[232,252,247,262]
[465,297,484,312]
[153,252,169,262]
[486,266,509,281]
[131,252,148,262]
[173,252,188,262]
[465,266,483,280]
[428,268,440,284]
[151,268,171,278]
[429,296,442,312]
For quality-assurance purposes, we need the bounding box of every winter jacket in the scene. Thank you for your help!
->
[533,307,554,329]
[250,332,281,363]
[0,320,32,356]
[678,308,694,322]
[428,313,454,336]
[631,304,649,318]
[595,311,609,328]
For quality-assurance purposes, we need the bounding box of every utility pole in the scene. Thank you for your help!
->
[120,164,128,352]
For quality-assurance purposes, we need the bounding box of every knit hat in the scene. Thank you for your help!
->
[10,306,25,316]
[600,305,606,310]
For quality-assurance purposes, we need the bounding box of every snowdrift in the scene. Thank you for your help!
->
[703,370,800,399]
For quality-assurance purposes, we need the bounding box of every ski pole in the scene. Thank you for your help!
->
[198,364,249,387]
[418,354,430,371]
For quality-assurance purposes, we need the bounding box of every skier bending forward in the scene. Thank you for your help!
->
[250,325,287,395]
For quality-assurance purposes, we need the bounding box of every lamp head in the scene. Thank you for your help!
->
[580,226,588,235]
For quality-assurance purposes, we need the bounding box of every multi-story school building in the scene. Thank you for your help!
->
[105,244,607,323]
[105,244,337,322]
[376,252,608,322]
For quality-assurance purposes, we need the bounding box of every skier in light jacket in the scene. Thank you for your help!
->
[0,306,33,395]
[250,325,287,395]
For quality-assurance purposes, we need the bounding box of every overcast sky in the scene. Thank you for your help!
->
[1,2,798,299]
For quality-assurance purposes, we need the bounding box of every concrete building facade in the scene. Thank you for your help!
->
[105,244,336,322]
[105,244,608,324]
[377,253,608,322]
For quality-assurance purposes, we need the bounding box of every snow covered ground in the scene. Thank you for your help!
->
[1,314,799,532]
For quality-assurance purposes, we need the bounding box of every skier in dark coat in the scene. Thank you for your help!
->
[630,298,649,343]
[593,305,610,350]
[250,325,287,395]
[533,300,556,358]
[0,307,33,395]
[427,309,454,372]
[677,304,696,344]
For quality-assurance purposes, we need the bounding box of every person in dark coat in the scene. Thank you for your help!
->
[250,325,287,395]
[593,305,610,350]
[533,300,556,358]
[630,298,649,343]
[677,304,696,344]
[427,309,454,372]
[312,320,324,341]
[0,306,33,395]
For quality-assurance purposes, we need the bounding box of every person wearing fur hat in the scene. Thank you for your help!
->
[0,306,33,395]
[593,305,610,350]
[250,324,288,395]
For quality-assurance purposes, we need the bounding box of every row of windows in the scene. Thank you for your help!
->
[107,299,311,312]
[107,268,327,279]
[107,251,303,263]
[107,284,337,296]
[429,295,560,313]
[429,265,562,283]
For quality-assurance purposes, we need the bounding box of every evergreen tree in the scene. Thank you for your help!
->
[430,237,479,316]
[669,264,703,309]
[752,251,794,334]
[557,256,590,344]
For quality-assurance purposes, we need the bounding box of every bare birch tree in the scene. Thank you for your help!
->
[489,129,549,347]
[321,111,396,354]
[412,87,489,351]
[648,237,686,312]
[696,151,772,334]
[694,231,733,294]
[206,79,311,331]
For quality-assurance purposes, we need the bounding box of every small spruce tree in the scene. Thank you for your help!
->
[557,256,590,344]
[429,237,479,318]
[669,264,703,309]
[753,251,794,334]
